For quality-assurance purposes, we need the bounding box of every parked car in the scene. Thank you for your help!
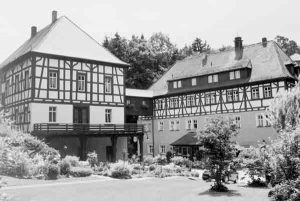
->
[202,169,239,183]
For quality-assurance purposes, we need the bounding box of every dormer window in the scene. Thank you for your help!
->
[229,70,241,80]
[173,80,182,89]
[191,78,197,86]
[208,74,218,83]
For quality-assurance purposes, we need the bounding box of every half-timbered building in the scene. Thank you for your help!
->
[0,11,144,161]
[132,37,298,157]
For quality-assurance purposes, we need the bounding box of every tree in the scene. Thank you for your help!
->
[192,38,210,53]
[275,35,300,56]
[197,116,239,192]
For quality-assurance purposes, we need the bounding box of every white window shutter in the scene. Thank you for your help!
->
[185,120,188,130]
[255,115,259,127]
[158,121,161,130]
[169,121,172,130]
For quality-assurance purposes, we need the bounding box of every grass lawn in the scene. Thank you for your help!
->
[1,176,271,201]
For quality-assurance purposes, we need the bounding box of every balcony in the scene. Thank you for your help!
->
[32,123,144,137]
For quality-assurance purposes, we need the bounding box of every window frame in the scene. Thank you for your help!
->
[159,121,164,131]
[49,106,57,123]
[263,85,272,99]
[159,145,166,154]
[77,73,86,92]
[187,119,192,130]
[105,109,112,123]
[234,115,241,128]
[15,74,20,93]
[257,114,264,127]
[104,76,113,94]
[191,78,197,86]
[193,119,198,129]
[251,87,260,100]
[49,70,58,90]
[24,70,30,89]
[148,145,154,154]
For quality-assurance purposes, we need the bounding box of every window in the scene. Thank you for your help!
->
[104,76,112,94]
[205,93,211,105]
[191,78,197,86]
[105,109,112,123]
[15,74,20,92]
[24,70,29,89]
[175,120,180,131]
[142,100,147,106]
[264,86,272,98]
[229,70,241,80]
[265,114,271,127]
[193,119,198,129]
[126,99,131,105]
[49,106,57,122]
[252,87,259,99]
[210,93,216,104]
[187,119,192,130]
[77,74,86,91]
[206,92,216,104]
[24,106,29,123]
[169,120,175,131]
[157,99,164,110]
[208,74,218,83]
[170,98,174,108]
[173,80,182,89]
[256,114,264,127]
[49,71,58,89]
[148,145,154,154]
[158,121,164,131]
[186,95,195,106]
[234,116,241,128]
[227,90,238,102]
[160,145,166,154]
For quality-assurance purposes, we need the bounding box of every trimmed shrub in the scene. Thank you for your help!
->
[64,155,80,167]
[110,161,132,179]
[69,167,93,177]
[149,164,156,171]
[269,179,300,201]
[47,164,60,180]
[171,156,191,167]
[166,151,172,163]
[59,159,71,175]
[191,171,199,177]
[143,156,154,165]
[87,151,98,167]
[153,155,167,165]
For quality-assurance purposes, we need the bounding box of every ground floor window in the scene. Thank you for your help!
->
[256,114,264,127]
[49,106,57,122]
[105,109,112,123]
[159,145,166,154]
[148,145,154,154]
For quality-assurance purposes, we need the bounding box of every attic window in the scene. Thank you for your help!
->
[229,70,241,80]
[208,74,218,83]
[173,80,182,89]
[191,78,197,86]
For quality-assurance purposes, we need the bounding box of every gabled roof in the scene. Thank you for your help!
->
[290,53,300,61]
[126,88,153,98]
[0,16,128,69]
[150,41,295,96]
[171,132,201,146]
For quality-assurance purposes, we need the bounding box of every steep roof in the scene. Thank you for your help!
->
[170,132,201,146]
[0,16,128,69]
[150,41,294,96]
[290,53,300,61]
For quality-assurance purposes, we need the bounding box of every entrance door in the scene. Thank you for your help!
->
[73,106,89,131]
[73,106,89,124]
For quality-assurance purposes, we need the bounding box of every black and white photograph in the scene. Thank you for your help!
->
[0,0,300,200]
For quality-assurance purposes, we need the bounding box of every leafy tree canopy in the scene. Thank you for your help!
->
[275,35,300,56]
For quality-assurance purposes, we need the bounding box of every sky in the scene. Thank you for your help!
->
[0,0,299,61]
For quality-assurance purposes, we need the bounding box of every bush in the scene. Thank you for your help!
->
[59,159,71,175]
[69,167,93,177]
[191,171,199,177]
[153,155,167,165]
[166,151,172,163]
[143,156,154,165]
[47,164,60,180]
[171,156,191,167]
[247,178,267,187]
[110,161,132,179]
[192,161,205,169]
[64,155,80,167]
[149,164,156,171]
[270,178,300,201]
[87,151,98,167]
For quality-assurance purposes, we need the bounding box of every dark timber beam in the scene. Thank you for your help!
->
[79,135,87,160]
[138,135,144,162]
[111,136,117,162]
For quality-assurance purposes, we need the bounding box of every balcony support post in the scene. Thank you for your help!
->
[138,135,144,162]
[79,135,87,160]
[111,136,117,162]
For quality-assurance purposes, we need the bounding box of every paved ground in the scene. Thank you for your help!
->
[1,176,270,201]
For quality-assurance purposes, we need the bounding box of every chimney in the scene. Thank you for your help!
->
[52,10,57,23]
[262,37,267,47]
[31,26,37,38]
[234,37,243,60]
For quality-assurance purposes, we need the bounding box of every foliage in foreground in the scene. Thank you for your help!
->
[197,116,239,192]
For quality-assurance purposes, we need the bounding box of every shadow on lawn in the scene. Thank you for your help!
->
[198,189,242,197]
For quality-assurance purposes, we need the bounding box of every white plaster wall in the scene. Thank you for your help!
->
[90,106,124,124]
[30,103,73,127]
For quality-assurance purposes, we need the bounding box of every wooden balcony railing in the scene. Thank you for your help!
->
[32,123,144,137]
